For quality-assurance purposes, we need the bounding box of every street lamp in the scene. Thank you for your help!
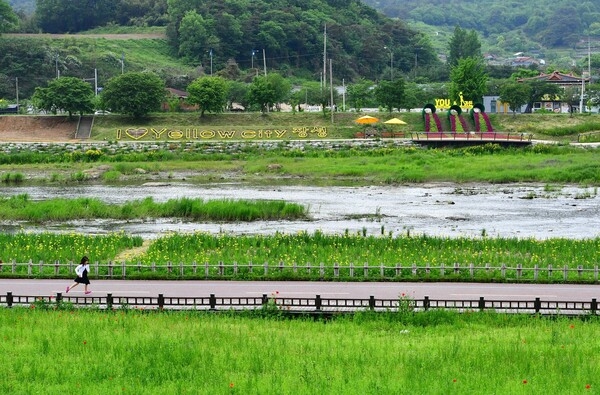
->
[384,46,393,80]
[209,49,213,76]
[251,49,256,69]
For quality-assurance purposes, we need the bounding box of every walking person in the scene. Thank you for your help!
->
[66,256,92,294]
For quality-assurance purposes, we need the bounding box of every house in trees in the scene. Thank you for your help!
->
[518,71,589,113]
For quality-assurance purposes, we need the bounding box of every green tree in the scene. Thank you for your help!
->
[561,86,581,116]
[447,26,481,67]
[498,81,531,116]
[186,76,228,117]
[449,57,488,105]
[346,79,375,111]
[374,78,405,113]
[0,0,18,33]
[246,73,290,113]
[31,77,94,118]
[35,0,114,33]
[523,80,561,113]
[101,72,165,118]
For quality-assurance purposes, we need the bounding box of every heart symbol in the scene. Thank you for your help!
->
[125,128,148,140]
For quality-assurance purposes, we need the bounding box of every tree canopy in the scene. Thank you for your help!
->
[1,0,18,32]
[186,76,229,117]
[31,76,94,117]
[100,72,165,118]
[449,57,488,105]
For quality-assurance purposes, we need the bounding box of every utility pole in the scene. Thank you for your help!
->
[15,77,19,108]
[329,59,334,124]
[263,49,267,77]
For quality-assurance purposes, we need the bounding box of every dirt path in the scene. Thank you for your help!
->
[113,240,153,262]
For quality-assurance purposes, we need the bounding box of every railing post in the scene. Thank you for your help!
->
[349,262,354,278]
[592,298,597,315]
[28,259,32,276]
[204,262,209,277]
[369,295,375,311]
[209,294,216,310]
[534,297,541,313]
[167,261,172,274]
[517,264,522,279]
[363,263,369,278]
[334,262,339,278]
[158,294,165,310]
[262,294,268,307]
[423,296,430,311]
[180,262,184,277]
[54,260,60,276]
[12,259,16,274]
[439,263,444,277]
[577,265,583,279]
[380,264,385,278]
[122,261,126,279]
[315,295,322,311]
[320,262,324,279]
[107,293,113,310]
[192,261,197,275]
[479,297,485,312]
[395,263,401,277]
[412,264,417,277]
[108,261,114,278]
[501,264,506,278]
[469,263,474,278]
[7,292,13,308]
[39,260,44,274]
[56,292,62,305]
[454,263,460,275]
[534,265,539,281]
[264,262,268,276]
[219,261,224,276]
[563,265,568,281]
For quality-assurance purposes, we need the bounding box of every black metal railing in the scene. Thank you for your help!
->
[2,292,598,316]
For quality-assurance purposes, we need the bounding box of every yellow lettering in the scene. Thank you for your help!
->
[275,130,287,138]
[199,130,215,139]
[168,130,184,139]
[217,130,236,139]
[241,130,256,138]
[151,128,167,139]
[116,129,122,139]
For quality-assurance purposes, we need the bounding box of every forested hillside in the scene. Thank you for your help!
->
[363,0,600,54]
[3,0,440,84]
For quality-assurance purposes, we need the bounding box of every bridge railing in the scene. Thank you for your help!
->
[2,292,598,316]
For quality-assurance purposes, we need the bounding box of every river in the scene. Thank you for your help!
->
[0,183,598,239]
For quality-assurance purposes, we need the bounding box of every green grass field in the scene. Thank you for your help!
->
[1,307,598,394]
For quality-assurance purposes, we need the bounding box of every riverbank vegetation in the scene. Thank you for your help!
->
[2,232,599,283]
[1,141,600,186]
[0,195,307,222]
[1,307,598,394]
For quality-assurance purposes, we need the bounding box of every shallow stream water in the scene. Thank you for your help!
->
[1,183,598,239]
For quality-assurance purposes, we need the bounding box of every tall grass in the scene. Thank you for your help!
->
[0,232,142,263]
[2,232,598,281]
[140,231,600,271]
[0,195,307,222]
[1,308,598,394]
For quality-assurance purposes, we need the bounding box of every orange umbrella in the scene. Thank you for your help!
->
[355,115,379,124]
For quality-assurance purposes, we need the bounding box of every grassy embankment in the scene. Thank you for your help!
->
[1,307,598,394]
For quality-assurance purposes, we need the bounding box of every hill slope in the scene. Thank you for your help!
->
[363,0,600,67]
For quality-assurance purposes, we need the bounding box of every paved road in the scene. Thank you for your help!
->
[1,279,599,301]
